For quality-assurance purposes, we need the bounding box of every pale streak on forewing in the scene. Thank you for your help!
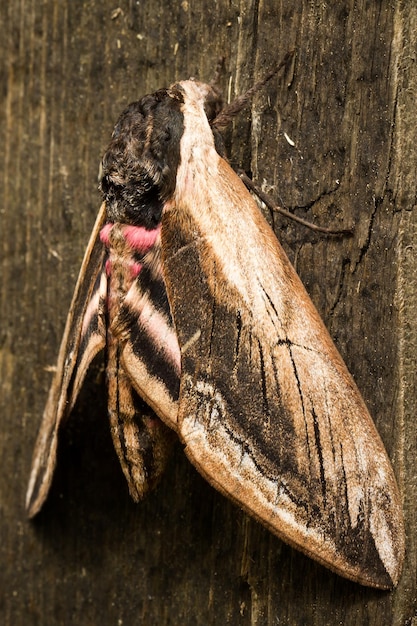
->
[370,502,400,583]
[190,386,397,587]
[174,84,334,352]
[180,371,400,586]
[26,203,107,517]
[122,345,179,431]
[164,81,404,587]
[69,269,108,411]
[181,329,201,354]
[123,286,181,375]
[119,285,180,431]
[289,343,366,526]
[80,271,105,336]
[181,377,342,563]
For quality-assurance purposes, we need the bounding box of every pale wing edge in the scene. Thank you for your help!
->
[26,204,107,517]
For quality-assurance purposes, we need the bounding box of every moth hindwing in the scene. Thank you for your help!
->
[27,75,404,590]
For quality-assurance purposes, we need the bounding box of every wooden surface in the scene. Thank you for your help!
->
[1,1,416,624]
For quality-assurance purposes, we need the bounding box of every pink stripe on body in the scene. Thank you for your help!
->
[100,223,160,253]
[123,224,161,252]
[100,223,113,245]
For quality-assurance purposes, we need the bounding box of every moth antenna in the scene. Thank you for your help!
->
[212,50,295,130]
[239,171,354,236]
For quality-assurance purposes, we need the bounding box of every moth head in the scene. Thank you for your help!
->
[171,80,227,158]
[100,88,185,228]
[99,80,227,228]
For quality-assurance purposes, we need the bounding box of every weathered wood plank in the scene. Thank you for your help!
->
[0,1,415,624]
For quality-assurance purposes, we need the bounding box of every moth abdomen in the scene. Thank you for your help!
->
[100,221,180,413]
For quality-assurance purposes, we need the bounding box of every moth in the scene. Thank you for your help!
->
[26,71,405,590]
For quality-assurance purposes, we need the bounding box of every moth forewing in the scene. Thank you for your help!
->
[26,204,108,517]
[160,80,404,589]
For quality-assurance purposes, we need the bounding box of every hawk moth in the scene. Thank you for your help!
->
[26,73,404,590]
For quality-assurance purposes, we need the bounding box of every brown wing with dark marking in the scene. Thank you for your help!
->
[160,83,404,588]
[27,213,179,516]
[26,205,108,517]
[113,246,181,431]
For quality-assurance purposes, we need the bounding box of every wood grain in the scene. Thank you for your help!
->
[1,0,415,623]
